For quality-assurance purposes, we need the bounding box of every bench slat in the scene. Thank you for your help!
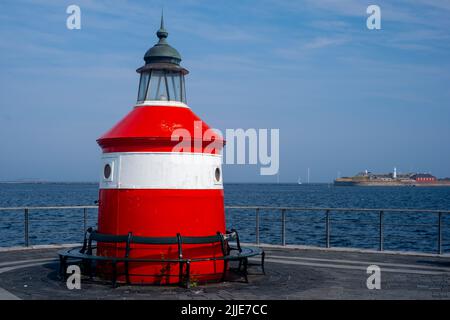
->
[181,235,222,244]
[90,232,129,243]
[131,235,179,245]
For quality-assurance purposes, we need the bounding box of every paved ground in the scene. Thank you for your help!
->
[0,245,450,300]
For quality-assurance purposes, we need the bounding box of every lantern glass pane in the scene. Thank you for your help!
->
[137,72,150,102]
[147,70,168,101]
[166,72,181,101]
[181,75,187,103]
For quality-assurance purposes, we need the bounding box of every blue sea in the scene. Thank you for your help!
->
[1,183,450,254]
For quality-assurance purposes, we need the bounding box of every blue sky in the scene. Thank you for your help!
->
[0,0,449,182]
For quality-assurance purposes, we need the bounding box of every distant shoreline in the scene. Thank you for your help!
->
[334,181,450,187]
[0,181,98,184]
[2,181,450,187]
[0,181,326,185]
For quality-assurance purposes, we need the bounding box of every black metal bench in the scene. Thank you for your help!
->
[58,228,265,288]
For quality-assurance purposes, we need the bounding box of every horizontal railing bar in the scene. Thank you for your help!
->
[0,205,449,214]
[226,206,450,213]
[0,206,98,211]
[28,219,89,222]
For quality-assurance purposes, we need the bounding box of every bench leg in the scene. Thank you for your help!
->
[111,261,118,288]
[178,261,184,286]
[185,261,191,289]
[81,258,93,280]
[63,259,69,281]
[58,255,63,277]
[242,258,249,283]
[89,260,95,280]
[125,261,130,285]
[222,260,228,281]
[59,255,67,279]
[261,251,266,275]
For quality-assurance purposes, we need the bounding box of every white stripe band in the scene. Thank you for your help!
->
[134,101,190,108]
[100,152,223,190]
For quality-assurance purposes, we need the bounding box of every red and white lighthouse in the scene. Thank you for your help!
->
[96,16,225,284]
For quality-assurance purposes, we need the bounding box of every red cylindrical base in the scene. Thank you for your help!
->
[96,189,226,284]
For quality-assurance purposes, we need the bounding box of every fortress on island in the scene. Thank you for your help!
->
[334,168,450,186]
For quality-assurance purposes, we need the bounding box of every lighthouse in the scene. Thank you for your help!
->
[96,16,226,284]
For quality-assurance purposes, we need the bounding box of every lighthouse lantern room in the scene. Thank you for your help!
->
[136,15,187,105]
[96,15,226,284]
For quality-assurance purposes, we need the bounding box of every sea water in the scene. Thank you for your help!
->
[0,183,449,253]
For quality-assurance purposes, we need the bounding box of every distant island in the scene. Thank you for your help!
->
[0,180,97,184]
[334,169,450,186]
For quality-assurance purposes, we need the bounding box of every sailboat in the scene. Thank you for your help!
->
[297,177,302,185]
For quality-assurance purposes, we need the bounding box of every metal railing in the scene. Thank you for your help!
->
[0,205,449,254]
[0,206,98,247]
[225,206,450,255]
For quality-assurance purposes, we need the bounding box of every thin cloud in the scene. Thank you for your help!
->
[304,36,350,49]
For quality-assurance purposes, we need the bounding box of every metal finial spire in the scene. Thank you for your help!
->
[157,9,168,41]
[143,10,182,65]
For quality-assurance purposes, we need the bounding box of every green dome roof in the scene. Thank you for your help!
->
[144,14,181,65]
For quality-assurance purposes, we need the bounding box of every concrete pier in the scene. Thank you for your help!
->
[0,245,449,300]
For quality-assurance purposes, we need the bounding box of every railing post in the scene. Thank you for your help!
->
[83,208,87,234]
[24,208,29,247]
[325,210,330,248]
[379,211,384,251]
[438,212,442,255]
[255,208,260,245]
[281,209,286,246]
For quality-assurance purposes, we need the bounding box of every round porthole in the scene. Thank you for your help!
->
[215,167,221,182]
[104,164,112,180]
